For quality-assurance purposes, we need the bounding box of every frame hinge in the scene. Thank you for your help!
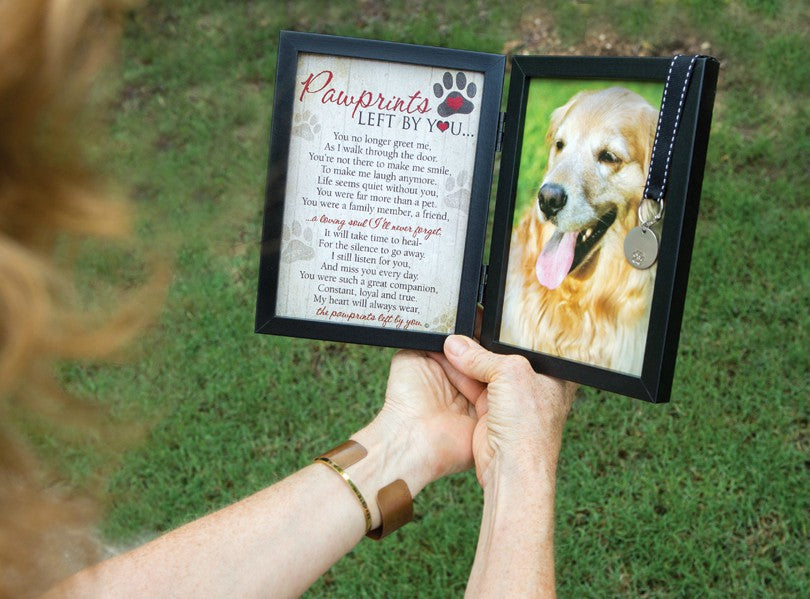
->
[477,263,489,305]
[495,111,506,153]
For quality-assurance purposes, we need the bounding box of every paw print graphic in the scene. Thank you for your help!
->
[291,110,321,141]
[428,306,457,334]
[281,220,315,263]
[443,170,471,213]
[433,71,476,117]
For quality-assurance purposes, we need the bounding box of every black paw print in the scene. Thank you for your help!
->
[433,72,476,117]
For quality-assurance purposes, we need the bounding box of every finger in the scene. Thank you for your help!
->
[389,348,432,375]
[474,391,488,419]
[392,348,428,362]
[429,351,486,403]
[443,335,509,384]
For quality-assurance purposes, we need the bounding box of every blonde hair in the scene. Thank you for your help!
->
[0,1,157,595]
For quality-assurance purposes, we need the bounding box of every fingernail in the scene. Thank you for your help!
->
[445,335,469,356]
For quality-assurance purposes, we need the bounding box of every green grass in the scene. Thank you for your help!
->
[50,0,808,596]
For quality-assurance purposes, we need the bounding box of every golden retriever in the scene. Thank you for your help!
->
[500,87,659,376]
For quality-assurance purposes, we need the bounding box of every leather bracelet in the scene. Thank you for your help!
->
[315,440,414,540]
[366,478,413,540]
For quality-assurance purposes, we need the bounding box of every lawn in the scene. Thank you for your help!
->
[56,0,808,596]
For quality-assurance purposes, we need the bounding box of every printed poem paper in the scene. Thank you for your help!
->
[275,54,483,333]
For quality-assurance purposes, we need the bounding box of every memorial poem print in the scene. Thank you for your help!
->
[276,54,483,333]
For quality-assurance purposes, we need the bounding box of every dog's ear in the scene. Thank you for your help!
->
[640,103,659,173]
[621,97,659,171]
[545,91,587,147]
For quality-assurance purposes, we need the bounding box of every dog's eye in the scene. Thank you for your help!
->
[598,150,620,164]
[555,140,564,151]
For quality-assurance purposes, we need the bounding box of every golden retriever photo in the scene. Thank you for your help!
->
[500,85,662,376]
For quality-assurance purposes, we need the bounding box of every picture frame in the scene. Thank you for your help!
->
[255,31,505,351]
[256,33,719,403]
[480,55,719,403]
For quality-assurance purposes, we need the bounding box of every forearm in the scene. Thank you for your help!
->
[48,465,363,598]
[466,461,558,598]
[49,423,430,599]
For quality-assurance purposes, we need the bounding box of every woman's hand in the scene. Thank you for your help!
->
[433,335,577,597]
[353,349,477,497]
[432,335,577,489]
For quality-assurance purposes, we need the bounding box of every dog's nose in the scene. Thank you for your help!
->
[538,183,567,219]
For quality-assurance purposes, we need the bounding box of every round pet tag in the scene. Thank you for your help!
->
[624,226,659,269]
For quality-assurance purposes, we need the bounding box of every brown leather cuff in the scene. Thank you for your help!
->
[321,440,368,467]
[315,440,413,540]
[366,478,413,540]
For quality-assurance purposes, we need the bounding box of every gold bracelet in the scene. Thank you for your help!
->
[315,440,414,540]
[314,454,372,534]
[314,440,372,534]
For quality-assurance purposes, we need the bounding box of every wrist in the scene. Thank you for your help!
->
[350,418,432,506]
[315,410,432,537]
[315,433,415,536]
[348,421,430,528]
[324,417,427,533]
[481,449,559,501]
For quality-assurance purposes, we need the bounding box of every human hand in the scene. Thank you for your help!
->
[432,335,577,489]
[352,349,476,498]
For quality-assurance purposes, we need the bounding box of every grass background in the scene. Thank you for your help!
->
[52,0,807,596]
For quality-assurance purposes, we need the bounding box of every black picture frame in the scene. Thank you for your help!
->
[480,55,719,403]
[255,31,505,351]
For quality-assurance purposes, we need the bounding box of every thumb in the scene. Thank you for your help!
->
[443,335,506,385]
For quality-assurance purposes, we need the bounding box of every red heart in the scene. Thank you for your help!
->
[437,121,449,132]
[446,96,463,111]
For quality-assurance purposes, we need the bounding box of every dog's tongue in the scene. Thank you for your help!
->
[536,230,577,290]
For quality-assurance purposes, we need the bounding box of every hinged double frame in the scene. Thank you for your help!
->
[256,31,718,403]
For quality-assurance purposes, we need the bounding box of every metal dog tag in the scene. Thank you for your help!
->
[624,226,659,269]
